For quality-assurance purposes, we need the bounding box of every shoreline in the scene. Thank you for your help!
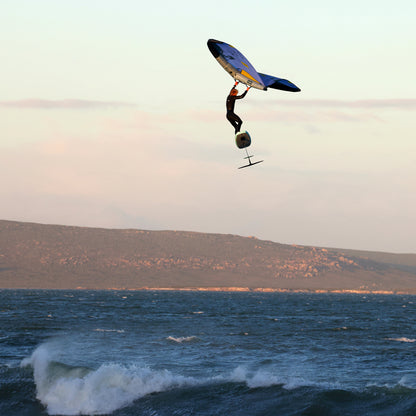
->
[69,286,414,294]
[2,285,415,295]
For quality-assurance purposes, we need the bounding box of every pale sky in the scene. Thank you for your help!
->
[1,0,415,253]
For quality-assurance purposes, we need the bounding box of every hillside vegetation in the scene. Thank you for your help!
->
[1,220,416,292]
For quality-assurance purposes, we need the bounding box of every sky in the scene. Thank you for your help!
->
[1,0,415,253]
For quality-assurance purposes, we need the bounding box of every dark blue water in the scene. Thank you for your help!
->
[2,290,416,415]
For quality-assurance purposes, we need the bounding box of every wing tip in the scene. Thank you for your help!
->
[207,39,222,58]
[259,73,301,92]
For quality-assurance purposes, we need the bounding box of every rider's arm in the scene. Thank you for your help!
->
[236,90,248,100]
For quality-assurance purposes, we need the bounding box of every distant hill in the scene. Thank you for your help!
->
[1,220,416,293]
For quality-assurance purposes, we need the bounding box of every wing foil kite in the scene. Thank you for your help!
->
[207,39,300,92]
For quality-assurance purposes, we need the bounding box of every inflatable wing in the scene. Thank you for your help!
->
[207,39,300,92]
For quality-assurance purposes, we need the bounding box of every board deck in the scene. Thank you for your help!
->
[235,131,251,149]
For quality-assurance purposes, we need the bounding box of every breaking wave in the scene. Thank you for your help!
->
[21,343,196,415]
[19,340,416,416]
[21,342,336,415]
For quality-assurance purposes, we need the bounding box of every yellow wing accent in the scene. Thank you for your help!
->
[241,69,260,84]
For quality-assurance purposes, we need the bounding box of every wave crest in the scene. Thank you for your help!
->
[21,343,195,415]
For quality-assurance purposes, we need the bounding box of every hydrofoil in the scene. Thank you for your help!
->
[235,131,263,169]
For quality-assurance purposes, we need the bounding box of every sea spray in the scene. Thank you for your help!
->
[21,343,196,415]
[227,365,337,390]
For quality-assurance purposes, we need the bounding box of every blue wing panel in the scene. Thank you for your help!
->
[259,73,301,92]
[217,43,263,84]
[208,39,265,89]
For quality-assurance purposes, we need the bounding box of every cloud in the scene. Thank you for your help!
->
[241,98,416,124]
[187,109,224,122]
[0,99,136,109]
[242,108,382,124]
[268,98,416,109]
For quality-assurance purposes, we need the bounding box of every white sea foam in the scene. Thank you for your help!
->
[166,336,198,343]
[93,328,125,333]
[21,343,197,415]
[387,337,416,343]
[229,366,282,388]
[398,375,416,389]
[367,376,416,390]
[228,366,336,390]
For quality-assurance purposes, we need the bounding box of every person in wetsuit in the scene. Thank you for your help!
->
[226,83,250,134]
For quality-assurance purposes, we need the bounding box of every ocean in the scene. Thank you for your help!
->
[2,290,416,415]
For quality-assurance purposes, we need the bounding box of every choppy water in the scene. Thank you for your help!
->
[2,290,416,415]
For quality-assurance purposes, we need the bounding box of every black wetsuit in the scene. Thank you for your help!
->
[226,90,247,134]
